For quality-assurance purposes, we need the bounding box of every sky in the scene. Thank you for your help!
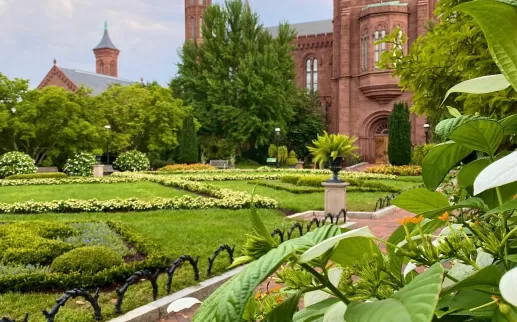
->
[0,0,333,88]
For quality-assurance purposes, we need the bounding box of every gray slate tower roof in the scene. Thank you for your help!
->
[94,21,119,50]
[266,19,333,38]
[60,68,134,95]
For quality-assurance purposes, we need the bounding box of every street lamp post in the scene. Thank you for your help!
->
[424,123,430,144]
[275,128,281,168]
[105,125,111,164]
[10,108,16,150]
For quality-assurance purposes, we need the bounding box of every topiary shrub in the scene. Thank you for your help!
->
[0,152,37,179]
[388,102,412,165]
[178,115,199,164]
[51,246,124,274]
[286,150,298,167]
[63,152,96,177]
[6,172,67,180]
[114,150,150,172]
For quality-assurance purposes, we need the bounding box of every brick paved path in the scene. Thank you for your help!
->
[161,209,413,321]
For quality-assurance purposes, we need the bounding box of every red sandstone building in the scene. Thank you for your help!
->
[38,22,135,96]
[186,0,434,163]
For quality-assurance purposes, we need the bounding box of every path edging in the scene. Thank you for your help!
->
[288,205,399,220]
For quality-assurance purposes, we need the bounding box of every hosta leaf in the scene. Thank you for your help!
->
[422,142,472,191]
[474,151,517,195]
[323,301,347,322]
[456,1,517,92]
[193,225,340,322]
[293,298,340,322]
[441,265,502,295]
[344,263,444,322]
[391,188,450,214]
[442,74,511,105]
[449,119,503,156]
[435,116,489,140]
[264,291,302,322]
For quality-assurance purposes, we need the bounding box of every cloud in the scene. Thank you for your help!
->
[1,0,333,88]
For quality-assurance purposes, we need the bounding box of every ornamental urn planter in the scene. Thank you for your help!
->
[328,157,343,182]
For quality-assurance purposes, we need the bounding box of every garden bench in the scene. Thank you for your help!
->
[37,166,59,173]
[209,160,229,169]
[103,165,118,175]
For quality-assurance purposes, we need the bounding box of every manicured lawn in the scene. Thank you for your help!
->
[372,179,422,190]
[211,181,390,212]
[0,208,288,321]
[0,182,194,203]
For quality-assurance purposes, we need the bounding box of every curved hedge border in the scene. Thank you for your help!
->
[0,221,170,293]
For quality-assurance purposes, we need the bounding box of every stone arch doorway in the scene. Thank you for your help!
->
[373,121,389,164]
[360,112,390,164]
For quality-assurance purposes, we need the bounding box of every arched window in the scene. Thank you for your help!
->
[374,25,387,68]
[190,0,194,5]
[110,61,115,76]
[361,31,368,72]
[199,0,203,4]
[191,16,195,39]
[100,61,104,74]
[305,57,318,91]
[199,17,203,37]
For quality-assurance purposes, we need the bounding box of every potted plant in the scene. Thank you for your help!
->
[286,150,298,168]
[308,131,358,182]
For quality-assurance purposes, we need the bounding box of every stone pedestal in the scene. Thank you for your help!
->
[93,165,104,177]
[295,161,304,169]
[322,181,349,215]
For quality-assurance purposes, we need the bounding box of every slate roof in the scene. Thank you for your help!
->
[60,68,135,95]
[94,29,119,50]
[266,19,333,38]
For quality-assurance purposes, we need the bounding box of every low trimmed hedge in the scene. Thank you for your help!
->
[281,175,400,192]
[248,181,324,194]
[0,221,170,293]
[158,164,216,172]
[365,165,422,176]
[6,172,68,180]
[51,246,124,274]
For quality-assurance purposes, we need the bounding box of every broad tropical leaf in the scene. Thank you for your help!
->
[499,114,517,135]
[458,159,491,192]
[293,298,340,322]
[500,267,517,307]
[455,1,517,91]
[485,198,517,216]
[449,119,503,156]
[264,291,302,322]
[422,142,473,191]
[331,237,382,268]
[435,115,489,140]
[323,302,347,322]
[441,265,502,295]
[391,188,450,214]
[344,263,444,322]
[474,151,517,195]
[442,74,511,104]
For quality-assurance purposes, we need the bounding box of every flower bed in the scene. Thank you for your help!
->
[0,176,140,187]
[0,220,169,293]
[365,165,422,176]
[158,164,216,172]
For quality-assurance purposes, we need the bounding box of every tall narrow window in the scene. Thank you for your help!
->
[374,31,380,68]
[190,0,194,5]
[313,59,318,91]
[306,59,312,90]
[395,28,403,51]
[374,27,386,68]
[199,0,203,4]
[199,17,203,37]
[191,16,195,39]
[380,30,386,52]
[110,61,115,76]
[100,61,104,74]
[361,34,368,71]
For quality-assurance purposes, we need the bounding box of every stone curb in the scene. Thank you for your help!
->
[344,162,368,171]
[288,205,399,220]
[109,265,246,322]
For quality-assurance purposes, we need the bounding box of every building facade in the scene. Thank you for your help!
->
[187,0,436,163]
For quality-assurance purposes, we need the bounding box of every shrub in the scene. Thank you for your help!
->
[151,159,175,169]
[6,172,67,180]
[388,102,412,165]
[0,152,37,179]
[63,152,96,177]
[365,165,422,176]
[178,115,199,164]
[286,151,298,166]
[411,144,436,165]
[307,131,358,168]
[114,150,150,172]
[51,246,124,274]
[158,163,216,172]
[281,175,301,185]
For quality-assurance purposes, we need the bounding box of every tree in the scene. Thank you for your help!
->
[285,90,326,159]
[388,102,412,165]
[178,115,198,164]
[0,73,30,144]
[172,0,297,151]
[378,0,516,125]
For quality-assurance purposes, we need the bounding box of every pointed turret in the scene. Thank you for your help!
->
[93,22,120,77]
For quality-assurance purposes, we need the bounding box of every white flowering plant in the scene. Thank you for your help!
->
[0,151,37,178]
[63,152,96,177]
[114,150,150,172]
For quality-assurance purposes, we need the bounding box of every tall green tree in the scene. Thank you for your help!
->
[388,102,412,165]
[172,0,297,151]
[378,0,516,125]
[178,115,199,164]
[0,73,30,143]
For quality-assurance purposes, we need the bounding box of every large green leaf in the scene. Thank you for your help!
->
[344,263,444,322]
[193,225,340,322]
[420,198,489,218]
[422,142,473,191]
[442,74,511,104]
[298,227,374,264]
[293,298,340,322]
[499,114,517,135]
[304,268,342,307]
[323,302,347,322]
[455,1,517,92]
[485,198,517,216]
[265,291,302,322]
[441,265,502,295]
[458,159,491,192]
[449,119,503,156]
[331,237,382,268]
[391,188,450,214]
[474,151,517,195]
[435,115,489,140]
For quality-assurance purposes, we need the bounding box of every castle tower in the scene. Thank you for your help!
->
[93,22,120,77]
[185,0,212,42]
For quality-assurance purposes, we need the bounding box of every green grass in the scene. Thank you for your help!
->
[372,179,422,190]
[212,181,389,212]
[0,209,288,321]
[0,182,194,203]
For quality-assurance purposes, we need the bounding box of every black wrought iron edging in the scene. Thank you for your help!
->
[207,244,235,276]
[271,228,285,243]
[166,255,200,294]
[0,315,28,322]
[287,222,304,240]
[43,288,101,322]
[115,269,160,314]
[373,184,425,212]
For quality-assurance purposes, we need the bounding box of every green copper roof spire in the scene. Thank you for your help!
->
[104,21,108,31]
